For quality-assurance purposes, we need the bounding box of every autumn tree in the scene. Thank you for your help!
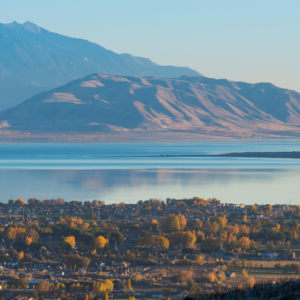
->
[195,255,204,266]
[25,237,33,246]
[27,228,39,242]
[61,254,91,268]
[15,198,25,205]
[239,224,250,236]
[18,251,24,261]
[104,292,108,300]
[242,269,248,278]
[167,231,197,247]
[136,235,169,249]
[207,272,215,283]
[238,237,251,250]
[209,222,220,234]
[178,214,187,230]
[160,215,181,232]
[178,270,193,282]
[93,280,114,296]
[126,278,132,290]
[64,236,76,248]
[247,277,256,288]
[95,236,108,249]
[249,205,257,214]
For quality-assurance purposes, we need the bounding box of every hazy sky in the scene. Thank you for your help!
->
[1,0,300,92]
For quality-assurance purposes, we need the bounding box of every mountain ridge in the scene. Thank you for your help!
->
[1,73,300,139]
[0,21,201,110]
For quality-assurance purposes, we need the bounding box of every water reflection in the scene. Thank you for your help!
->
[1,167,299,205]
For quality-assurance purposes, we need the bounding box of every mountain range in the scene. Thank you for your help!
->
[0,21,200,110]
[1,73,300,139]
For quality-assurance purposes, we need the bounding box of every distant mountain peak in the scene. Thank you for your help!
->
[0,21,202,110]
[21,21,41,34]
[3,21,41,34]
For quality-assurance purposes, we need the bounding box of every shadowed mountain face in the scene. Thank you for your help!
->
[1,73,300,138]
[0,21,201,110]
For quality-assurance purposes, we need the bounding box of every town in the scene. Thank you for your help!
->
[0,197,300,300]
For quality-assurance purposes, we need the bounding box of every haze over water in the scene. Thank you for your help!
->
[1,141,300,205]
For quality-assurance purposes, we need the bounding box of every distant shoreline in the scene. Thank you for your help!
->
[102,151,300,159]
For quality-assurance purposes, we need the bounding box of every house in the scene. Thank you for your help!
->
[226,272,236,278]
[262,252,276,260]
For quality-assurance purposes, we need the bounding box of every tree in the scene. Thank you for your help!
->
[247,277,256,288]
[15,278,28,289]
[242,269,248,278]
[23,253,32,262]
[187,279,203,295]
[8,199,14,205]
[61,254,91,268]
[178,270,193,282]
[104,292,108,300]
[78,241,85,250]
[86,212,97,220]
[64,236,76,248]
[178,214,187,230]
[209,222,220,234]
[266,241,275,252]
[93,280,114,296]
[195,255,204,266]
[207,272,215,283]
[136,235,169,249]
[249,205,257,214]
[27,228,39,242]
[109,232,125,245]
[242,215,247,223]
[167,231,197,247]
[15,198,25,205]
[126,278,132,290]
[239,225,250,236]
[238,237,251,250]
[160,215,181,232]
[18,251,24,261]
[95,236,108,249]
[25,237,33,246]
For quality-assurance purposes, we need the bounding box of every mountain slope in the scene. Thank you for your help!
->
[0,21,201,110]
[1,73,300,138]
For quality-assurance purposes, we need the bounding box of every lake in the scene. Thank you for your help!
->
[1,140,300,205]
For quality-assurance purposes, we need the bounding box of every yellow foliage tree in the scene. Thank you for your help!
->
[95,236,108,249]
[207,272,215,282]
[178,214,187,230]
[25,237,33,246]
[64,236,76,248]
[160,215,181,231]
[242,269,248,278]
[247,277,255,288]
[195,255,204,265]
[178,270,193,282]
[136,235,169,249]
[239,225,250,236]
[93,280,113,296]
[238,237,251,250]
[18,251,24,261]
[167,231,197,247]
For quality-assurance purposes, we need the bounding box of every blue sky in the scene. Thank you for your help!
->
[1,0,300,91]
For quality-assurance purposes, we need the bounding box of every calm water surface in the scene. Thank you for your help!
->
[1,141,300,205]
